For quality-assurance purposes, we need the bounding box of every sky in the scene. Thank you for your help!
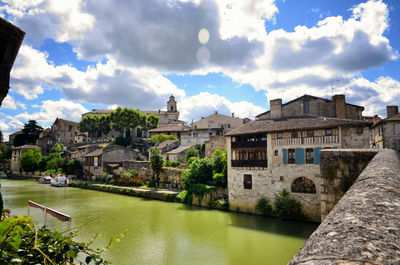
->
[0,0,399,141]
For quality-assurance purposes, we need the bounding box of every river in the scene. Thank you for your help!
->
[1,179,317,265]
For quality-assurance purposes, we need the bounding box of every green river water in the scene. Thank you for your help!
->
[1,179,318,265]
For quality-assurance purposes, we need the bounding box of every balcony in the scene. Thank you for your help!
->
[272,135,339,146]
[231,160,268,168]
[231,140,266,149]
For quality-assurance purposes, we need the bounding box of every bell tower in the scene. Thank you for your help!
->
[167,95,177,112]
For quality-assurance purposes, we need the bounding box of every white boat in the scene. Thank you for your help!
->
[50,176,69,187]
[39,176,53,184]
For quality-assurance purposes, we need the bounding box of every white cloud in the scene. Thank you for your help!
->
[0,115,24,142]
[179,92,265,121]
[2,95,17,109]
[14,98,88,125]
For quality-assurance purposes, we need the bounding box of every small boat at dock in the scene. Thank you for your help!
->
[50,176,69,187]
[39,176,53,184]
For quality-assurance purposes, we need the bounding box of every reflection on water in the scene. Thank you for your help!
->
[1,179,317,265]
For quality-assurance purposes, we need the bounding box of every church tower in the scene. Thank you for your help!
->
[167,95,177,112]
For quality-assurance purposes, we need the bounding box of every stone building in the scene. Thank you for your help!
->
[148,122,190,140]
[225,116,371,221]
[165,145,193,162]
[51,118,80,146]
[82,144,142,176]
[256,94,364,120]
[181,112,248,146]
[11,145,40,174]
[0,17,25,106]
[370,105,400,156]
[37,128,57,156]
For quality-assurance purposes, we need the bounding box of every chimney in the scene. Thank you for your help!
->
[215,110,218,114]
[232,113,234,118]
[333,94,346,119]
[270,99,282,119]
[386,106,398,118]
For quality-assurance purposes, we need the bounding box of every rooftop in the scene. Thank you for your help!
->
[167,145,193,154]
[226,116,372,136]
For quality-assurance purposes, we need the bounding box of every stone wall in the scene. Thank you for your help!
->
[138,166,185,190]
[192,188,228,207]
[341,126,370,149]
[122,161,149,171]
[319,149,378,220]
[289,149,400,264]
[228,165,321,221]
[205,135,226,158]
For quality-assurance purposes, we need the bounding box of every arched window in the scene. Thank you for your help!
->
[291,177,316,194]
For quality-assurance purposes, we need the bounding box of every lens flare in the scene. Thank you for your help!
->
[196,46,210,65]
[198,28,209,45]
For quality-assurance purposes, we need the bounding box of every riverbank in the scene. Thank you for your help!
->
[70,181,179,202]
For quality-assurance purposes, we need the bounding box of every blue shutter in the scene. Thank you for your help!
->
[314,147,322,164]
[333,146,338,149]
[295,148,305,164]
[283,149,287,164]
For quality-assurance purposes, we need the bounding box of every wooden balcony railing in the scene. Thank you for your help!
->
[272,135,339,146]
[231,160,268,167]
[231,140,267,149]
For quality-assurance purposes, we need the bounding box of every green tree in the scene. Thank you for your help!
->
[98,115,111,137]
[150,134,177,145]
[212,149,227,176]
[149,148,164,186]
[79,114,99,139]
[185,147,199,163]
[115,136,132,147]
[182,157,214,186]
[144,114,159,131]
[20,149,42,172]
[110,107,146,138]
[13,134,26,147]
[21,120,43,145]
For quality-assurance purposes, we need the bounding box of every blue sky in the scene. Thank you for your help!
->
[0,0,399,140]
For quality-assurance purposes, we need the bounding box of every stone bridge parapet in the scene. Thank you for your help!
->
[289,149,400,264]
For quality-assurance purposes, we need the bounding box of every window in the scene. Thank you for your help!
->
[395,124,400,135]
[325,129,332,136]
[306,130,314,137]
[291,131,298,138]
[243,174,252,189]
[304,101,310,114]
[171,106,174,111]
[306,148,314,164]
[68,125,72,131]
[228,124,231,128]
[356,127,363,134]
[291,177,316,194]
[288,149,295,164]
[277,132,283,139]
[274,150,278,156]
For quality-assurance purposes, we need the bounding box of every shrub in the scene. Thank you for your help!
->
[115,136,132,147]
[20,149,42,172]
[0,190,3,219]
[176,190,192,204]
[214,199,229,210]
[274,189,302,220]
[212,173,226,188]
[255,197,272,216]
[164,194,176,202]
[65,159,83,176]
[150,134,177,145]
[0,216,117,264]
[164,160,181,167]
[45,157,63,171]
[182,158,214,186]
[185,147,199,163]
